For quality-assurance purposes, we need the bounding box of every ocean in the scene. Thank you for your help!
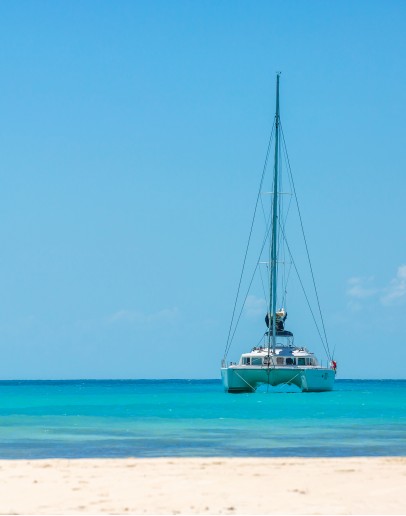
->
[0,379,405,459]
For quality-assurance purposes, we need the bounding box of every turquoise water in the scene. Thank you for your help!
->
[0,380,405,458]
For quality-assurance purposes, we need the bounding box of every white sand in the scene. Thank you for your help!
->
[0,457,404,515]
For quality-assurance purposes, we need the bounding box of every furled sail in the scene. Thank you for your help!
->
[265,309,287,331]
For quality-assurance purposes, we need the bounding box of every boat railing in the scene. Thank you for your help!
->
[222,359,237,368]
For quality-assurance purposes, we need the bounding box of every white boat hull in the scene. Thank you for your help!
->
[221,366,335,393]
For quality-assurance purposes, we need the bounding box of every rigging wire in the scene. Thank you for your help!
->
[281,260,293,309]
[223,122,275,360]
[278,221,331,360]
[278,133,286,311]
[224,114,333,364]
[275,135,282,311]
[280,144,294,310]
[259,262,269,307]
[280,123,332,361]
[224,212,274,358]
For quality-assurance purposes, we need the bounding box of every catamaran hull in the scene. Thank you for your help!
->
[221,366,335,393]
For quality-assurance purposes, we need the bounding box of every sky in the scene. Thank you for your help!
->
[0,0,405,379]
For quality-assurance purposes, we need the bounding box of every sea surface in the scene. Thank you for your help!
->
[0,379,405,459]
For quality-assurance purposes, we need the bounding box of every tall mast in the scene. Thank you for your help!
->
[269,73,280,352]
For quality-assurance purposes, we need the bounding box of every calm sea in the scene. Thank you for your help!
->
[0,379,405,459]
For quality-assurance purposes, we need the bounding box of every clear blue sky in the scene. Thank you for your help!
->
[0,0,405,379]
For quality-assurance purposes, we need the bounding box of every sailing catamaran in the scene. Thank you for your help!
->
[221,74,336,393]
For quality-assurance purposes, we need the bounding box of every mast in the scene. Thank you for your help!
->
[268,73,280,353]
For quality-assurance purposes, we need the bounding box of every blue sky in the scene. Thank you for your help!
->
[0,1,405,379]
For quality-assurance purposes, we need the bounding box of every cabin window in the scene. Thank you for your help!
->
[252,357,262,365]
[286,357,295,365]
[306,358,312,365]
[298,358,306,366]
[276,357,284,365]
[243,357,251,365]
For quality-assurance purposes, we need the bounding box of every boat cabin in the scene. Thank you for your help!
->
[238,345,318,368]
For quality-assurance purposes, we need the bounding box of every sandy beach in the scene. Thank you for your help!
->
[0,457,404,515]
